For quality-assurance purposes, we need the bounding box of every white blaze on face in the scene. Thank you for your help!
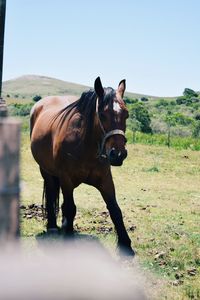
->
[113,101,122,113]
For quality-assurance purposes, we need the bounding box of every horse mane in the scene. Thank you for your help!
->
[51,87,116,134]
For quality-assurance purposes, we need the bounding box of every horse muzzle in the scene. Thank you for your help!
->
[108,148,127,166]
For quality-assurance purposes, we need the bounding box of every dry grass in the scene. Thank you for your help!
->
[21,132,200,299]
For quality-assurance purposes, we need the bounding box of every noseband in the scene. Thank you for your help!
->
[96,97,126,159]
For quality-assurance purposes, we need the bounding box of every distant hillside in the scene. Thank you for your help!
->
[2,75,89,98]
[2,75,158,100]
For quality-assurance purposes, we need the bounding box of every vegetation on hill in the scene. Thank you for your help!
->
[125,87,200,149]
[3,75,200,150]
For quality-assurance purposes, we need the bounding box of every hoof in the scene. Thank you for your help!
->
[61,218,74,235]
[61,227,74,236]
[47,227,60,234]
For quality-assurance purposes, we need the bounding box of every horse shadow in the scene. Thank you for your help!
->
[35,229,135,261]
[35,229,109,256]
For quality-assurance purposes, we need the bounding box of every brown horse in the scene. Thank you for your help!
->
[30,77,134,256]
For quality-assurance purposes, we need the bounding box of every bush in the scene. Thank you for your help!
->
[33,95,42,102]
[176,96,198,106]
[172,113,193,126]
[190,97,199,103]
[186,98,193,106]
[183,88,198,98]
[151,119,167,134]
[191,102,200,110]
[140,97,148,102]
[192,121,200,138]
[195,113,200,120]
[155,99,169,107]
[176,96,187,105]
[124,97,138,104]
[169,100,176,106]
[8,103,34,117]
[129,102,152,133]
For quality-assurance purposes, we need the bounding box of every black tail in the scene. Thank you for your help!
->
[42,177,60,219]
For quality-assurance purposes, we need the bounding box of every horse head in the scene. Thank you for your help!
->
[95,77,129,166]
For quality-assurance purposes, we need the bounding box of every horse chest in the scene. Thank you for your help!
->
[59,158,103,187]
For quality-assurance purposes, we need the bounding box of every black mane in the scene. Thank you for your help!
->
[51,87,116,134]
[76,87,116,116]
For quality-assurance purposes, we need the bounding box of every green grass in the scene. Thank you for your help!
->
[126,129,200,150]
[20,128,200,300]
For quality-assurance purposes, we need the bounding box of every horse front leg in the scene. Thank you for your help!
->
[97,173,135,256]
[60,180,76,234]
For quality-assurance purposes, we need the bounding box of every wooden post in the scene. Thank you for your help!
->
[0,0,6,96]
[0,0,20,242]
[0,118,21,240]
[0,0,7,116]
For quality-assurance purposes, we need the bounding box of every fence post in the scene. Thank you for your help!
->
[0,0,21,242]
[0,0,7,116]
[0,118,21,241]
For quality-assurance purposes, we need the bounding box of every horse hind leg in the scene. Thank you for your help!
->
[40,168,60,232]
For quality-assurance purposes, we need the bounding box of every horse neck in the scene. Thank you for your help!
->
[83,111,102,157]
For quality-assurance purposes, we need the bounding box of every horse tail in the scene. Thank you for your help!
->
[42,182,46,218]
[42,176,60,219]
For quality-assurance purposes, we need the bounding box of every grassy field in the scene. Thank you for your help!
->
[20,129,200,300]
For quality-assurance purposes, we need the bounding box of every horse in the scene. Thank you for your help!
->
[30,77,135,256]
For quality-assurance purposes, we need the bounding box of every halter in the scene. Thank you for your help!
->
[96,97,126,159]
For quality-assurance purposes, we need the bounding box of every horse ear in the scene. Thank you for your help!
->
[118,79,126,98]
[94,77,104,98]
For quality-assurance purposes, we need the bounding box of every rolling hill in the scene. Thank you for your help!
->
[2,75,158,100]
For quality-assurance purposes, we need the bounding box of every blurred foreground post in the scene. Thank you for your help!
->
[0,0,20,242]
[0,0,6,93]
[0,118,21,240]
[0,0,7,116]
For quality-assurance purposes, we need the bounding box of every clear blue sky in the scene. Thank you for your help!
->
[3,0,200,96]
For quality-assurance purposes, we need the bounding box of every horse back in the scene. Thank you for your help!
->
[30,95,78,131]
[30,95,79,173]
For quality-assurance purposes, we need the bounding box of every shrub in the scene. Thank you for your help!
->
[155,99,169,107]
[169,100,176,106]
[195,113,200,120]
[183,88,198,98]
[8,103,33,117]
[124,97,138,104]
[191,103,200,110]
[151,119,167,134]
[172,113,193,126]
[140,97,148,102]
[176,96,187,105]
[129,102,152,133]
[192,121,200,138]
[190,97,199,103]
[33,95,42,102]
